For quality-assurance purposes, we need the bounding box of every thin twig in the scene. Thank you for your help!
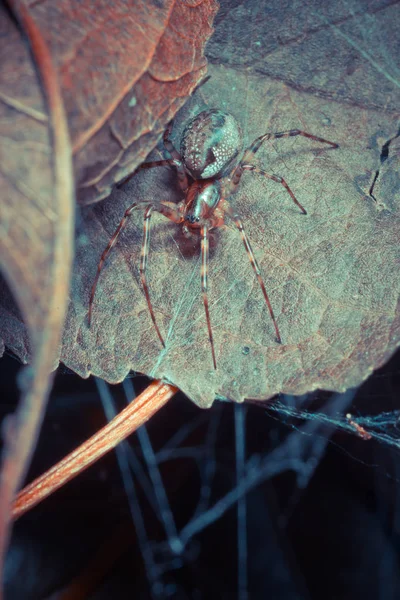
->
[12,380,178,520]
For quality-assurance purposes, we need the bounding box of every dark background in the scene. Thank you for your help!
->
[1,346,400,600]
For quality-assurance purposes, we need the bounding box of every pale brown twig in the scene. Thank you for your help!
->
[12,380,178,520]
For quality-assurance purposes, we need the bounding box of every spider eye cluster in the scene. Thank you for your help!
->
[185,214,200,224]
[180,109,242,180]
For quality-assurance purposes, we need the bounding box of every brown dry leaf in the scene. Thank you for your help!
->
[26,0,219,205]
[0,0,74,580]
[60,61,400,407]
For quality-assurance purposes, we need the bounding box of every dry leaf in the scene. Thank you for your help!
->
[0,0,74,579]
[0,0,218,584]
[209,0,400,113]
[26,0,219,205]
[61,62,400,407]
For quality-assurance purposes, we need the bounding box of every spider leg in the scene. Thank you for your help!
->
[231,129,338,188]
[118,122,189,191]
[163,122,189,192]
[88,201,183,330]
[118,160,172,188]
[140,206,165,348]
[241,164,307,214]
[140,202,183,349]
[224,207,282,344]
[201,225,217,370]
[88,201,149,326]
[245,129,338,159]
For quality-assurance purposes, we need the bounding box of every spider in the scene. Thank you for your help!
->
[88,109,338,369]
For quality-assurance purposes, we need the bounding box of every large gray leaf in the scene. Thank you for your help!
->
[61,64,400,406]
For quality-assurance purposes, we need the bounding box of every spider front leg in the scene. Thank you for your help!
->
[224,205,282,344]
[117,159,173,189]
[118,121,189,192]
[88,201,149,326]
[88,201,183,349]
[242,128,339,164]
[230,127,338,193]
[138,202,183,348]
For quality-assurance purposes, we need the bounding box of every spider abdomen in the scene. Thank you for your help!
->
[180,109,242,180]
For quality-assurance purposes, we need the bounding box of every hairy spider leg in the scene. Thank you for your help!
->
[162,122,189,192]
[117,160,172,189]
[88,201,183,337]
[88,201,148,326]
[139,201,183,349]
[201,225,217,370]
[243,165,308,214]
[243,128,339,162]
[117,121,188,191]
[228,161,307,214]
[229,128,339,198]
[224,206,282,344]
[140,205,166,348]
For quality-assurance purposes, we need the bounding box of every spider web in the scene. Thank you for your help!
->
[2,347,400,598]
[94,356,400,599]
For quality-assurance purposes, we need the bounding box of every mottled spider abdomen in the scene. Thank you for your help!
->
[180,109,242,180]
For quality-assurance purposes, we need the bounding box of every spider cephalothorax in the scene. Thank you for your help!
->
[181,179,222,233]
[89,109,338,369]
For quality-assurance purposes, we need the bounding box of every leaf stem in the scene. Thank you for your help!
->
[12,379,178,520]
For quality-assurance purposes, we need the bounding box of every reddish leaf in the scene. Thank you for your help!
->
[0,0,74,581]
[27,0,219,205]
